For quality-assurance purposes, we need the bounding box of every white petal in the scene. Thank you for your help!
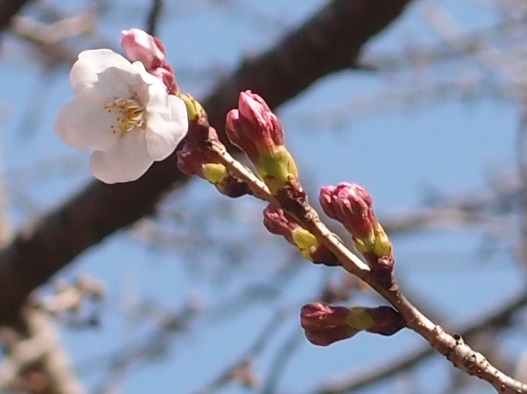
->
[70,49,132,94]
[90,129,153,183]
[133,63,166,106]
[92,67,137,98]
[55,88,120,151]
[145,95,188,160]
[132,61,160,86]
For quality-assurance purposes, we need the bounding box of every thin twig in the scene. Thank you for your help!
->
[146,0,163,36]
[195,310,288,393]
[313,288,527,393]
[261,329,302,394]
[517,108,527,271]
[207,135,527,394]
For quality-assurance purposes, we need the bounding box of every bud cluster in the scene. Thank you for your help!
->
[177,95,250,198]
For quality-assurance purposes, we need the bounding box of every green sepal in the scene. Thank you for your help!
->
[346,307,375,330]
[203,163,228,184]
[292,228,318,261]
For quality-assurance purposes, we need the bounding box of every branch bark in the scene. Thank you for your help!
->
[0,0,32,31]
[205,127,527,394]
[314,289,527,394]
[0,0,412,324]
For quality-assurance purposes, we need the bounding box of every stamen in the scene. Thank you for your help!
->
[104,97,146,134]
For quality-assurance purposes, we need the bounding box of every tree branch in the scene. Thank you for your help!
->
[0,0,32,31]
[314,289,527,393]
[205,131,527,393]
[0,0,413,324]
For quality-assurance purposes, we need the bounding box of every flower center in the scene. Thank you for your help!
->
[104,97,146,134]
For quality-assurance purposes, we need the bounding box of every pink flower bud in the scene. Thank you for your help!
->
[120,29,166,69]
[177,126,249,198]
[300,303,404,346]
[300,303,358,346]
[319,182,374,238]
[226,91,284,161]
[263,205,299,244]
[120,29,178,93]
[319,182,393,274]
[177,142,209,179]
[263,205,339,266]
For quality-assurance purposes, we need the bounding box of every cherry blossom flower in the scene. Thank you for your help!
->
[55,49,188,183]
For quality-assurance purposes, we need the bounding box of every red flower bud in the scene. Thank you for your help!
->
[319,182,374,238]
[300,303,404,346]
[177,123,249,197]
[226,91,284,161]
[263,206,339,266]
[300,303,358,346]
[319,183,393,273]
[263,205,299,244]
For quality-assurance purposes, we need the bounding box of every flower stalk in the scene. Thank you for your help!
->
[177,95,250,198]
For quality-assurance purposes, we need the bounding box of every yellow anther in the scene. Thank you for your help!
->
[104,97,146,134]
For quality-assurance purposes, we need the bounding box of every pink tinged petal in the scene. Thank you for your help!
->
[130,54,175,93]
[132,61,160,86]
[70,49,132,94]
[145,96,188,160]
[90,130,153,184]
[151,67,176,93]
[120,29,165,68]
[132,63,165,105]
[55,88,120,151]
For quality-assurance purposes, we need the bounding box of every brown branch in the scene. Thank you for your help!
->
[314,289,527,394]
[0,308,86,394]
[204,0,412,135]
[206,141,527,394]
[196,310,287,393]
[146,0,163,36]
[0,0,32,31]
[0,147,84,394]
[0,0,412,324]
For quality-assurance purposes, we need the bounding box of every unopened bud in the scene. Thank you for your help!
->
[263,205,339,266]
[319,183,373,238]
[300,303,404,346]
[121,28,165,68]
[319,183,393,272]
[120,28,178,93]
[226,91,283,159]
[300,303,358,346]
[226,91,299,195]
[177,105,250,198]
